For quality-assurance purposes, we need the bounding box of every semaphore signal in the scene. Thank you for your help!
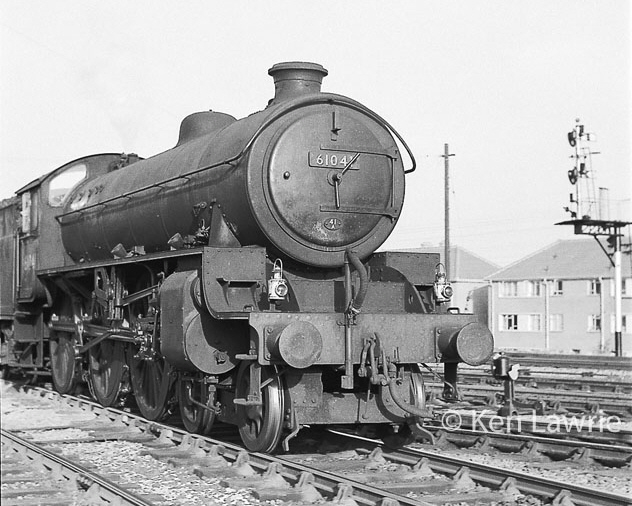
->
[557,119,631,356]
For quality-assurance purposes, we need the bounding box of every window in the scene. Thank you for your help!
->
[20,190,38,233]
[525,280,542,297]
[588,279,601,295]
[550,280,564,296]
[499,314,541,332]
[498,281,543,297]
[588,315,601,332]
[500,314,518,330]
[21,192,31,232]
[609,278,632,297]
[549,314,564,332]
[499,281,518,297]
[48,163,87,207]
[610,314,631,334]
[526,314,542,332]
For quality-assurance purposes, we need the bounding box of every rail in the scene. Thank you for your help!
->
[329,429,632,506]
[502,352,632,371]
[1,428,154,506]
[5,384,431,506]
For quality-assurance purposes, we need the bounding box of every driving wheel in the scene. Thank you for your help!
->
[127,347,175,421]
[88,339,126,406]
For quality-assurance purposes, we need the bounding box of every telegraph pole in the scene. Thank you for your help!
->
[443,144,455,279]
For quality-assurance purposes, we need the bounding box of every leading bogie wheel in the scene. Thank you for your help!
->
[50,332,79,395]
[178,376,216,435]
[88,339,127,406]
[381,364,428,448]
[235,363,285,453]
[408,363,426,411]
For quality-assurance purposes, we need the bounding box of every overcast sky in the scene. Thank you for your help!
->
[1,1,630,266]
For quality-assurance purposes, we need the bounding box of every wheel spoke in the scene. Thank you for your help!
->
[128,348,174,421]
[89,340,125,407]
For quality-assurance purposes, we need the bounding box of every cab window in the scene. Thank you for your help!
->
[21,190,38,233]
[49,163,87,206]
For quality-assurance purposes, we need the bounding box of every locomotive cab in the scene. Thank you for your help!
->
[2,154,140,372]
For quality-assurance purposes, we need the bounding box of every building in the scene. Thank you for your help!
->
[488,239,632,355]
[395,245,499,323]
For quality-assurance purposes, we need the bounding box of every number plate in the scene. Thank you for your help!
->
[308,151,359,170]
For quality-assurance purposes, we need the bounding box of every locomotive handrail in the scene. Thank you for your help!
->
[250,94,417,174]
[55,170,234,223]
[56,94,416,223]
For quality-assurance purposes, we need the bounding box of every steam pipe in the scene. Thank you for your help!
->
[342,255,353,389]
[345,249,368,314]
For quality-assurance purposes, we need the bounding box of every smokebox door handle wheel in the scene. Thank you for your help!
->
[127,347,175,421]
[178,377,216,435]
[50,332,79,395]
[88,340,126,407]
[235,362,284,453]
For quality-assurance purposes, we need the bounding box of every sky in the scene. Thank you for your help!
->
[1,0,630,267]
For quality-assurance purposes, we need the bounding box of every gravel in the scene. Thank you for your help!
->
[1,382,270,505]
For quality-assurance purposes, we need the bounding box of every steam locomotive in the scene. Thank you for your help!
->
[0,62,493,451]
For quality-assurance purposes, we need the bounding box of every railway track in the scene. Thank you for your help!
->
[436,382,632,417]
[458,367,632,395]
[3,380,631,505]
[1,428,154,505]
[421,424,632,465]
[320,430,631,506]
[423,355,632,420]
[0,382,442,505]
[424,410,632,447]
[502,352,632,372]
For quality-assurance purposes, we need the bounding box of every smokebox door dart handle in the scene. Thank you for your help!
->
[331,153,360,208]
[334,175,341,209]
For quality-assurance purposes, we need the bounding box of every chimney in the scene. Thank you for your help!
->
[268,62,328,103]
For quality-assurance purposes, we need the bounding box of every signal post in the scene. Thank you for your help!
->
[557,119,630,356]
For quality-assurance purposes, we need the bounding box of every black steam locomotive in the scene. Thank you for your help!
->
[0,62,493,451]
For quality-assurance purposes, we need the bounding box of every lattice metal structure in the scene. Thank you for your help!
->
[557,120,630,356]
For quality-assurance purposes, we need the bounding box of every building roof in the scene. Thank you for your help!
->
[487,238,632,281]
[394,245,500,281]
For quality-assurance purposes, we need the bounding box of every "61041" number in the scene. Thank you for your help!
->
[309,151,359,169]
